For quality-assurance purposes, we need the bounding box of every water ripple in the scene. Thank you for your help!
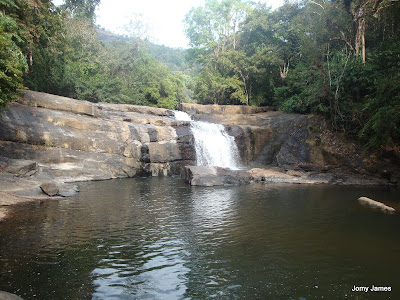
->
[0,178,399,299]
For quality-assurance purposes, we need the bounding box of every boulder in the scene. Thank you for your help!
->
[40,182,59,197]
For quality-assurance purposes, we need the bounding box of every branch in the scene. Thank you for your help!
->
[309,0,325,10]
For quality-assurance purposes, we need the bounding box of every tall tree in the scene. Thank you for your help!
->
[0,0,27,105]
[0,0,63,106]
[62,0,100,22]
[184,0,253,104]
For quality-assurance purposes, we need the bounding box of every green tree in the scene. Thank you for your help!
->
[116,46,184,109]
[62,0,100,22]
[23,1,66,95]
[0,0,27,106]
[0,0,63,106]
[184,0,253,104]
[58,17,121,102]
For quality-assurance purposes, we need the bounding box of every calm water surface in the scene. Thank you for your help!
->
[0,177,399,299]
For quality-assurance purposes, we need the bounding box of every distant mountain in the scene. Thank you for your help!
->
[146,43,190,74]
[96,27,197,75]
[96,27,129,43]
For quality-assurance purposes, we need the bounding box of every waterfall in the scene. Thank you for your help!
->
[173,110,192,122]
[173,111,240,170]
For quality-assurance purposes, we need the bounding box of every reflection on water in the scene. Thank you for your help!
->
[92,239,189,299]
[191,188,237,232]
[0,177,399,299]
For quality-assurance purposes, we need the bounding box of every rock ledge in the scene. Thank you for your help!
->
[181,166,388,187]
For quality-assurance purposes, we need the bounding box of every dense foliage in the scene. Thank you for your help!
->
[1,0,185,109]
[1,0,61,106]
[1,0,399,148]
[184,0,400,148]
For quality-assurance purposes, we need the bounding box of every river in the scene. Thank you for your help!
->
[0,177,399,299]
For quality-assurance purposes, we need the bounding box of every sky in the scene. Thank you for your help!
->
[53,0,284,48]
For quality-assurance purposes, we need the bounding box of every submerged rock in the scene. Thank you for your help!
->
[358,197,396,214]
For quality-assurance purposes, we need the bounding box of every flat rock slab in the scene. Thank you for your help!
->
[181,166,388,187]
[0,158,37,177]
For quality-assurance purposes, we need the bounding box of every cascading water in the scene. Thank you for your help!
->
[173,111,241,170]
[173,110,192,122]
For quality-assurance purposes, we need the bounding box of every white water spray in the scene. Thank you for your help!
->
[173,110,192,122]
[173,111,241,169]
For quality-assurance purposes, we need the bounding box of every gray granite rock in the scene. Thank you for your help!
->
[2,158,37,177]
[40,181,59,197]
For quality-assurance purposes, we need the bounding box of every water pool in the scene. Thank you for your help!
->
[0,177,399,299]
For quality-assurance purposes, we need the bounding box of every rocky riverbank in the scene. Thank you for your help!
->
[181,166,389,187]
[180,103,400,184]
[0,91,398,221]
[0,90,196,220]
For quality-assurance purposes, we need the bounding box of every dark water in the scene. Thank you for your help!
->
[0,177,399,299]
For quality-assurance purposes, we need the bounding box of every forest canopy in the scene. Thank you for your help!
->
[0,0,399,148]
[0,0,186,109]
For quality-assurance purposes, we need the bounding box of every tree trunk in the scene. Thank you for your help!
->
[279,60,289,79]
[355,17,366,63]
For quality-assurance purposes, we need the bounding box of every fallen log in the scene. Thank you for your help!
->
[358,197,396,214]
